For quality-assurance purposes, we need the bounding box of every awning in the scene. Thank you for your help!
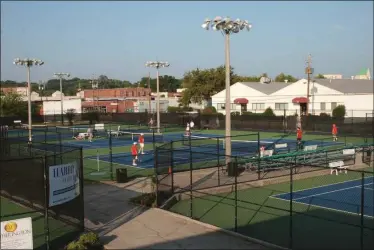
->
[234,98,248,105]
[292,97,308,104]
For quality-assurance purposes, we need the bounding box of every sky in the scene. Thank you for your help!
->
[1,1,373,83]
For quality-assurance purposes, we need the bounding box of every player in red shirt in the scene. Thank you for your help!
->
[332,124,338,141]
[131,142,138,166]
[138,133,145,154]
[296,127,303,150]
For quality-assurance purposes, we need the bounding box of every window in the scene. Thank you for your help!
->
[331,102,337,110]
[252,103,265,110]
[220,103,225,110]
[320,102,326,111]
[241,105,247,112]
[275,103,288,110]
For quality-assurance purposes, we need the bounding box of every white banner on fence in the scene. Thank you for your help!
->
[343,148,355,155]
[1,217,33,249]
[304,145,318,151]
[275,143,288,149]
[49,161,80,207]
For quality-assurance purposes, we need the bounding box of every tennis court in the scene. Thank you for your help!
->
[86,134,345,169]
[273,176,374,217]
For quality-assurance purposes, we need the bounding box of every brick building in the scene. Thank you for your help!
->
[82,87,151,99]
[82,99,135,113]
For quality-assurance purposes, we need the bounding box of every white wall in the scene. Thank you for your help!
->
[134,100,169,113]
[211,79,373,117]
[212,82,269,115]
[42,99,82,115]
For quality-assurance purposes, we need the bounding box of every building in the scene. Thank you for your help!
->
[211,79,373,117]
[133,100,169,113]
[82,87,151,99]
[1,87,28,96]
[82,98,135,113]
[42,99,82,115]
[354,68,371,80]
[323,74,343,80]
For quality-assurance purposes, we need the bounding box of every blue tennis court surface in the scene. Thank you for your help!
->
[273,177,374,217]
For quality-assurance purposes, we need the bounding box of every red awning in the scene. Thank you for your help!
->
[292,97,308,104]
[234,98,248,105]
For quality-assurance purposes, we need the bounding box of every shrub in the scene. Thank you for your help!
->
[263,107,275,116]
[82,111,100,124]
[231,111,241,116]
[319,112,330,118]
[167,106,180,113]
[332,105,346,118]
[65,109,77,126]
[202,106,217,114]
[66,232,103,250]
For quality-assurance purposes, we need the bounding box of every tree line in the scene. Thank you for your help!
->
[1,67,325,110]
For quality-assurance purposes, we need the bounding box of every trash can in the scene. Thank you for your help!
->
[227,162,238,177]
[116,168,128,183]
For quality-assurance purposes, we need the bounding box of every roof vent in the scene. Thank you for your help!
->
[351,76,354,80]
[284,79,288,83]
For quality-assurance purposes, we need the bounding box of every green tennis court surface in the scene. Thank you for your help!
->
[169,167,374,249]
[0,197,80,250]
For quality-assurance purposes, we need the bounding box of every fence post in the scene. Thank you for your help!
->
[360,172,365,250]
[79,147,85,232]
[257,132,261,180]
[154,148,159,207]
[289,156,294,249]
[43,156,50,250]
[109,125,113,181]
[189,133,193,218]
[170,141,174,193]
[234,156,238,232]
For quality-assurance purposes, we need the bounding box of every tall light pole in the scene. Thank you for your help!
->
[145,61,170,133]
[91,76,98,111]
[54,73,70,125]
[13,58,44,145]
[202,17,252,164]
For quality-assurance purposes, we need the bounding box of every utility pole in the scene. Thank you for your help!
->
[305,54,313,116]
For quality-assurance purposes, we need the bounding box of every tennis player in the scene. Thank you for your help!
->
[131,142,138,166]
[148,118,154,131]
[332,124,338,141]
[87,127,93,142]
[296,127,303,150]
[138,133,145,154]
[185,123,190,136]
[260,145,265,158]
[190,120,195,130]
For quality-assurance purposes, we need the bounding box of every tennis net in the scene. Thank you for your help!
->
[182,135,274,153]
[113,131,164,142]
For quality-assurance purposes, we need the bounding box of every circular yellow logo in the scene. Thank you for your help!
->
[4,222,17,232]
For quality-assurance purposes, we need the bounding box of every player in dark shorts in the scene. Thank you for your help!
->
[296,127,303,150]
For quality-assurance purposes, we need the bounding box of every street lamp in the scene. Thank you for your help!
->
[202,16,252,164]
[13,58,44,145]
[53,73,70,125]
[145,61,170,133]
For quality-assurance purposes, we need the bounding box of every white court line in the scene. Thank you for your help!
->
[274,176,374,197]
[363,187,374,191]
[270,195,374,219]
[292,182,374,201]
[85,157,145,169]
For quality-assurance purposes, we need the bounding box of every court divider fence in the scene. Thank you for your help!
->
[154,138,374,250]
[0,136,85,250]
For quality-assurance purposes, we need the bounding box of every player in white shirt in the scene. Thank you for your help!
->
[189,120,195,130]
[185,123,190,136]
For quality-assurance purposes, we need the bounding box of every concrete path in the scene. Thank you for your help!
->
[100,208,272,249]
[84,178,280,250]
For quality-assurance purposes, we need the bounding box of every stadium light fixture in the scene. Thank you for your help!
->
[202,16,252,164]
[53,73,70,125]
[13,58,44,144]
[145,61,170,133]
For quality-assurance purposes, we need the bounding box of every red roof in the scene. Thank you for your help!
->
[292,97,308,104]
[234,98,248,104]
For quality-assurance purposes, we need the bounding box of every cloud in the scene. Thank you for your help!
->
[332,24,345,31]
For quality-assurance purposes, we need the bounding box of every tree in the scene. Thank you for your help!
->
[181,66,237,105]
[274,73,298,83]
[0,92,28,117]
[65,109,77,126]
[315,74,326,79]
[137,75,182,92]
[332,105,346,118]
